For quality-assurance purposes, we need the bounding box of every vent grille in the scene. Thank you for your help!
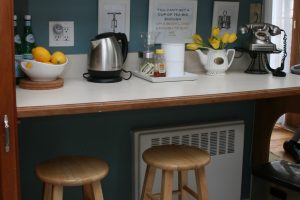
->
[150,129,236,156]
[228,129,235,153]
[172,136,180,145]
[133,121,245,200]
[200,132,209,151]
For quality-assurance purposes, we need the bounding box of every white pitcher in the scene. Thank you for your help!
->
[196,48,235,75]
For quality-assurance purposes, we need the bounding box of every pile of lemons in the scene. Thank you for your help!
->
[32,46,67,65]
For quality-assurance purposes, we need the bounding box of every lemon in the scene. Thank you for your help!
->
[25,62,32,69]
[50,51,67,64]
[32,46,51,62]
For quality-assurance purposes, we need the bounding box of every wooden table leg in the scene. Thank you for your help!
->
[253,95,300,167]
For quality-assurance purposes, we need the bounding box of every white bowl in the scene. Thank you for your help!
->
[21,58,67,81]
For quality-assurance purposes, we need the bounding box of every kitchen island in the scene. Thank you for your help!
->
[16,71,300,200]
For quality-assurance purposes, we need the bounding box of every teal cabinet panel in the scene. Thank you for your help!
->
[18,101,255,200]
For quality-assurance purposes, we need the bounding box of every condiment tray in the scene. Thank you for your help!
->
[132,71,199,83]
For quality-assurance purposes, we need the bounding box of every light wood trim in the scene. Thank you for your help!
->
[17,88,300,118]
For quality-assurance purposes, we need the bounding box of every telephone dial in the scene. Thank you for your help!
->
[239,23,287,77]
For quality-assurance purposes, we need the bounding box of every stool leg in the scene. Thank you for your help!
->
[161,170,173,200]
[178,170,188,200]
[52,185,63,200]
[91,181,104,200]
[141,165,156,200]
[83,181,104,200]
[43,183,52,200]
[83,184,93,200]
[195,168,208,200]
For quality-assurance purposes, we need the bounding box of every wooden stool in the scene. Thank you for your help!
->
[36,156,109,200]
[141,144,211,200]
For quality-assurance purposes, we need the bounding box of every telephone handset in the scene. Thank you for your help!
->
[240,23,282,51]
[239,23,287,77]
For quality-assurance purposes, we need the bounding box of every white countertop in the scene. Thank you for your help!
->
[16,71,300,108]
[15,54,300,117]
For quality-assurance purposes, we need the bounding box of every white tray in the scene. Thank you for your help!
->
[132,71,199,83]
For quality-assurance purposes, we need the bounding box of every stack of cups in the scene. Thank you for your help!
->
[161,43,185,77]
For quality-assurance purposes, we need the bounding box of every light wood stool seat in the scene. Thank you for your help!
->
[36,156,109,200]
[141,144,211,200]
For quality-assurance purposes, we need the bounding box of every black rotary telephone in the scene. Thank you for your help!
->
[239,23,287,77]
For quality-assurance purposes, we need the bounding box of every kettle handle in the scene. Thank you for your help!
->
[114,33,128,63]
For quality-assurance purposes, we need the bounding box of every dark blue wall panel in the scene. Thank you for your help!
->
[18,101,255,200]
[14,0,262,53]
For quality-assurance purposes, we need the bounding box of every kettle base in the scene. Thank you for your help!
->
[88,77,122,83]
[84,75,122,83]
[83,72,122,83]
[83,70,123,83]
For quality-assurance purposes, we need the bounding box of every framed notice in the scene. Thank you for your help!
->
[212,1,239,35]
[148,0,197,44]
[98,0,130,40]
[249,3,262,23]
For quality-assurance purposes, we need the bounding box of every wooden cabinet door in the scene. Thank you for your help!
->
[285,0,300,129]
[0,0,20,199]
[290,0,300,66]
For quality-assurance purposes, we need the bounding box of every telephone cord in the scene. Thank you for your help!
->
[280,30,288,70]
[264,30,287,77]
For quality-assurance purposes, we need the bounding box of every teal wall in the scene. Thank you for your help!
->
[14,0,262,54]
[18,101,255,200]
[14,1,261,199]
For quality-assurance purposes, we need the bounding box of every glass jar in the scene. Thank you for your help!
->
[139,51,155,76]
[153,48,166,77]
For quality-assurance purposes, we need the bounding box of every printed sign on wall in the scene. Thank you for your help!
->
[212,1,240,36]
[98,0,130,40]
[148,0,197,44]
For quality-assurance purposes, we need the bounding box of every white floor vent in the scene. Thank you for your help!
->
[132,120,244,200]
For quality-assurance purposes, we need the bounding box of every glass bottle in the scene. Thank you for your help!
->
[22,15,36,60]
[14,15,24,83]
[153,49,166,77]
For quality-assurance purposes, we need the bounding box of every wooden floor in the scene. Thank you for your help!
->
[269,125,296,163]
